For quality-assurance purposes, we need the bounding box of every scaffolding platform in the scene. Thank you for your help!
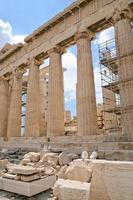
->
[98,38,121,131]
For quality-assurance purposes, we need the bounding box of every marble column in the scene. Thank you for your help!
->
[76,31,97,136]
[25,58,41,137]
[7,71,22,137]
[47,46,64,137]
[0,77,9,137]
[39,72,47,136]
[113,9,133,138]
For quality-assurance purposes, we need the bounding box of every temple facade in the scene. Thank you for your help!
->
[0,0,132,140]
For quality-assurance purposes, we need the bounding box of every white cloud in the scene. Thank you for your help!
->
[94,27,114,45]
[10,34,26,44]
[98,27,114,43]
[63,50,103,104]
[40,49,77,104]
[0,19,26,48]
[62,50,77,103]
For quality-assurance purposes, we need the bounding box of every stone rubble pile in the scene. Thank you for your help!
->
[53,151,96,200]
[0,149,133,200]
[0,150,98,199]
[0,150,82,183]
[0,152,58,182]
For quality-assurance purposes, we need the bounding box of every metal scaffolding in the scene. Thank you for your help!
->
[98,38,121,131]
[21,83,27,134]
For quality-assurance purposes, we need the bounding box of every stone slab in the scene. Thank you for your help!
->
[89,160,133,200]
[10,165,37,175]
[3,173,16,180]
[0,175,56,197]
[0,160,8,169]
[54,179,90,200]
[20,173,40,182]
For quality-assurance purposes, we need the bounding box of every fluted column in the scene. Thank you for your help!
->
[7,71,22,137]
[39,72,47,136]
[47,46,64,137]
[25,58,41,137]
[113,9,133,138]
[76,31,97,136]
[0,77,9,137]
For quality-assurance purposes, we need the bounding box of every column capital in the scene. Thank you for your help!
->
[112,7,133,23]
[12,69,24,79]
[27,57,43,67]
[75,30,95,41]
[48,45,66,55]
[0,75,8,83]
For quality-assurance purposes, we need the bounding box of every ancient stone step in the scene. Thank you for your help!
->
[98,150,133,161]
[118,142,133,150]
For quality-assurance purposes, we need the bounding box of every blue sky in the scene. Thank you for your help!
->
[0,0,74,35]
[0,0,114,116]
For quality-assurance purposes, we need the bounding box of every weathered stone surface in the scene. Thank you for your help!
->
[44,167,56,175]
[57,165,68,179]
[104,150,133,161]
[31,153,40,162]
[76,31,97,136]
[53,179,63,198]
[0,79,9,137]
[65,160,93,182]
[25,58,40,137]
[90,151,98,159]
[114,9,133,137]
[59,152,78,166]
[53,179,91,200]
[7,72,22,137]
[26,162,35,167]
[0,175,56,197]
[0,169,5,177]
[14,174,21,181]
[21,158,31,166]
[2,173,16,180]
[0,159,8,169]
[23,152,40,162]
[20,173,40,182]
[41,153,59,165]
[47,47,64,137]
[10,165,37,175]
[6,163,17,173]
[89,160,133,200]
[36,165,56,176]
[81,151,89,160]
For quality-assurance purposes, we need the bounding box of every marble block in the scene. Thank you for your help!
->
[0,175,56,197]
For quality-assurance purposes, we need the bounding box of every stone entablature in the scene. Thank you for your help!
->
[0,0,132,77]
